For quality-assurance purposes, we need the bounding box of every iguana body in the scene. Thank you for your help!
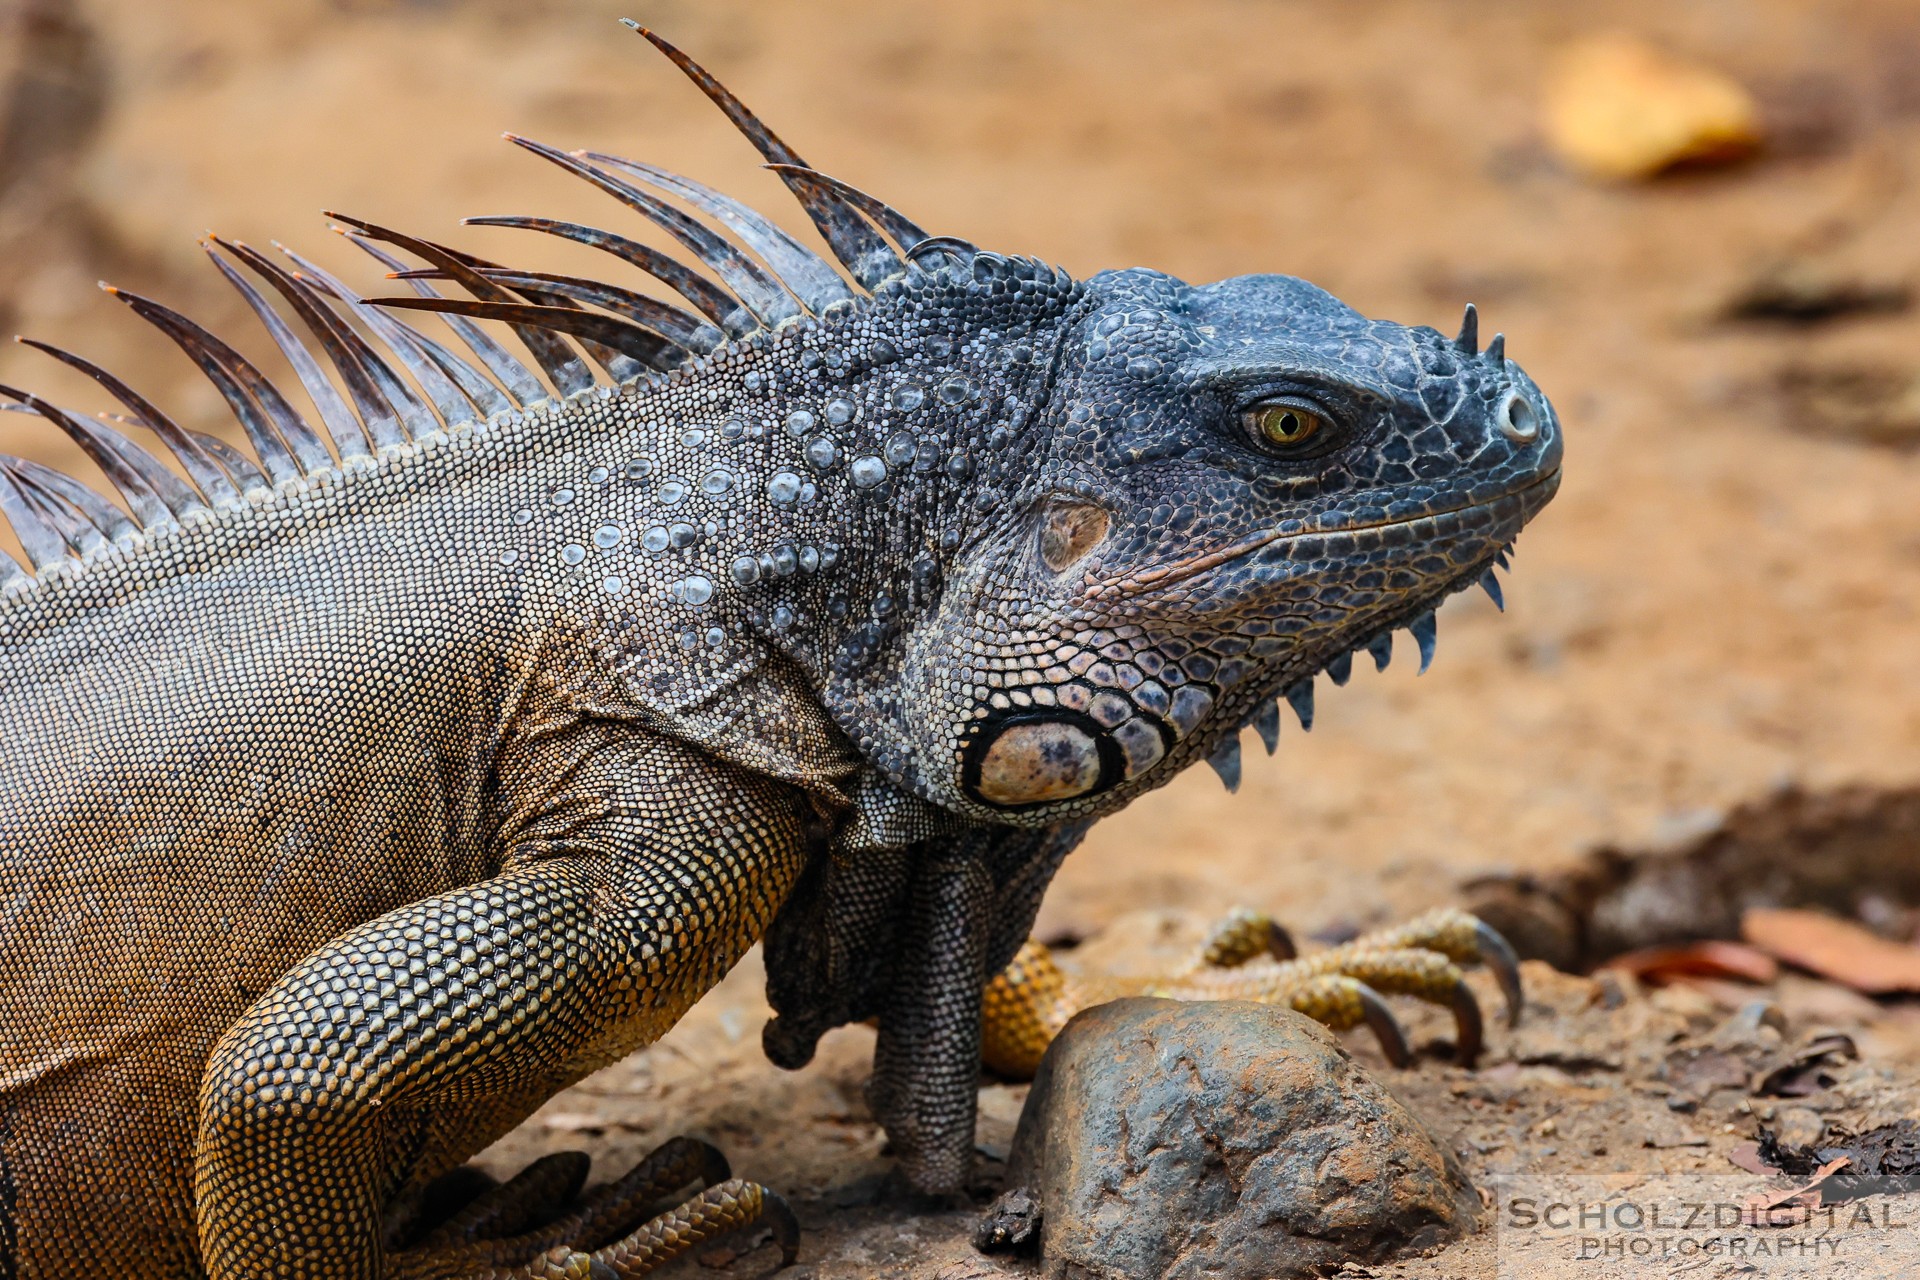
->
[0,25,1561,1279]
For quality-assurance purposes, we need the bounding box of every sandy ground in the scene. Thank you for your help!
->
[4,0,1920,1274]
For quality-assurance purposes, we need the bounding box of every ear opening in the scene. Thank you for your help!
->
[1038,498,1112,574]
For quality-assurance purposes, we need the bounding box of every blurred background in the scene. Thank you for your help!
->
[2,0,1918,1265]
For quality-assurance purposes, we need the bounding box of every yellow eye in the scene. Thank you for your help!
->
[1250,403,1326,448]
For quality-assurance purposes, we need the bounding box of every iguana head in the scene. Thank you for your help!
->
[885,264,1562,825]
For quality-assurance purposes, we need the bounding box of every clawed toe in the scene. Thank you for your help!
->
[586,1178,798,1276]
[1194,907,1298,967]
[390,1137,796,1279]
[1347,906,1523,1028]
[1283,968,1487,1066]
[1153,906,1523,1067]
[421,1150,593,1249]
[980,906,1525,1084]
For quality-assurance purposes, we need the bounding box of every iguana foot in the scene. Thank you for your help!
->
[1164,906,1523,1067]
[392,1136,798,1279]
[982,907,1522,1078]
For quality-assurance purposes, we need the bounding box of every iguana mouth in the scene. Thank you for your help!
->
[1085,466,1561,601]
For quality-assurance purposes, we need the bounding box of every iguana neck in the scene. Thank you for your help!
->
[508,266,1085,787]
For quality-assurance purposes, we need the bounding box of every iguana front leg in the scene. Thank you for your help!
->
[867,846,996,1200]
[192,734,811,1279]
[860,822,1085,1199]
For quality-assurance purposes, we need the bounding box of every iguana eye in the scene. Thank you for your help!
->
[1243,401,1332,453]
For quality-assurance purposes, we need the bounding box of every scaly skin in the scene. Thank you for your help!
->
[0,25,1561,1279]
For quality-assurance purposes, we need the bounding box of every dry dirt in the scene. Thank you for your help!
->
[4,0,1920,1275]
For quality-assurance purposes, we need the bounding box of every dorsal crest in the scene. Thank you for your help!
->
[0,25,984,599]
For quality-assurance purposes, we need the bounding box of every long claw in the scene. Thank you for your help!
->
[762,1188,802,1268]
[1475,918,1524,1028]
[1450,980,1485,1067]
[692,1139,732,1189]
[1355,983,1412,1068]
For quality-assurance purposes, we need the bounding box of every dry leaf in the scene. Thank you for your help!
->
[1544,34,1763,180]
[1601,939,1779,987]
[1742,908,1920,994]
[1743,1189,1819,1228]
[1742,1156,1850,1227]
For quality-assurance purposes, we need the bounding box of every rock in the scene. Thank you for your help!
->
[1710,998,1787,1051]
[981,997,1477,1280]
[1772,1106,1826,1150]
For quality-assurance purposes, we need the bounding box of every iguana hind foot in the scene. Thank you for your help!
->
[393,1138,795,1279]
[1153,906,1522,1067]
[982,907,1523,1077]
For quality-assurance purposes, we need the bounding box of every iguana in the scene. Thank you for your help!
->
[0,22,1561,1279]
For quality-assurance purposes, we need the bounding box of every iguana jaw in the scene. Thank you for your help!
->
[947,469,1557,818]
[1082,464,1563,602]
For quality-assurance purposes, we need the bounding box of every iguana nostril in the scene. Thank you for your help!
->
[1499,392,1539,443]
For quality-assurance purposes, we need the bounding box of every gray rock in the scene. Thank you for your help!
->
[982,997,1477,1280]
[1772,1105,1826,1149]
